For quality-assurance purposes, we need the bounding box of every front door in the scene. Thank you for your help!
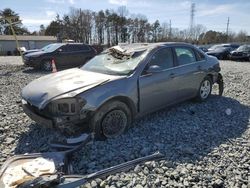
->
[139,47,180,114]
[55,44,75,67]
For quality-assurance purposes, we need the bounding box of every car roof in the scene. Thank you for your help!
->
[53,43,88,46]
[221,43,239,47]
[116,42,193,52]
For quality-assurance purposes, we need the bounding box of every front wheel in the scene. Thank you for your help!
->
[218,54,224,60]
[41,60,52,71]
[196,76,212,102]
[90,101,132,140]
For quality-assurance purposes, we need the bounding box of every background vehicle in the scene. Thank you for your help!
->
[206,43,239,60]
[198,46,208,52]
[229,44,250,61]
[23,43,97,71]
[21,43,223,140]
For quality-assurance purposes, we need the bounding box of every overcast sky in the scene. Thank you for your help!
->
[1,0,250,34]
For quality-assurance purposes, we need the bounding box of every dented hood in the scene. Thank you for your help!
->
[22,68,116,109]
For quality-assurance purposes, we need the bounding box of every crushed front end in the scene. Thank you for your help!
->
[22,96,91,131]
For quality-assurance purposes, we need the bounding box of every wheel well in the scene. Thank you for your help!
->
[40,58,52,68]
[101,96,137,118]
[207,74,214,83]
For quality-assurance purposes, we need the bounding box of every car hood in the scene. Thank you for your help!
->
[207,49,226,54]
[24,49,40,53]
[25,51,46,57]
[22,68,117,109]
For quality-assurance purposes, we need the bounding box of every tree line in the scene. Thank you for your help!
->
[1,7,249,46]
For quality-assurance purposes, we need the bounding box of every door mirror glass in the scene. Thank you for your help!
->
[146,65,162,73]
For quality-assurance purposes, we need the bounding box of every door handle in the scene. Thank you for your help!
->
[197,65,202,70]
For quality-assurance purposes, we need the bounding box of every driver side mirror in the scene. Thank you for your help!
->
[57,48,63,53]
[146,65,162,73]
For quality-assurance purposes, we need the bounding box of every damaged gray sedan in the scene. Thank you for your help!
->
[21,43,223,140]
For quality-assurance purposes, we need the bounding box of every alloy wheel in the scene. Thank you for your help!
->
[42,61,52,71]
[200,80,211,99]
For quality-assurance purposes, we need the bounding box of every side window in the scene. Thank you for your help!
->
[60,45,71,52]
[70,45,80,52]
[195,49,205,61]
[72,45,82,51]
[79,45,90,51]
[148,48,174,70]
[175,47,196,66]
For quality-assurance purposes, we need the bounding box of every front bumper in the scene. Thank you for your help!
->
[23,57,39,67]
[22,100,90,130]
[229,55,249,60]
[22,102,54,128]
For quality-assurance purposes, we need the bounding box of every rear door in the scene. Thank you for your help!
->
[172,46,206,99]
[76,45,94,66]
[139,47,180,114]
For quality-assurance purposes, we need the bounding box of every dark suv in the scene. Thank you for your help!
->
[23,43,97,71]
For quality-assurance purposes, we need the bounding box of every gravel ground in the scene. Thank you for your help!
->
[0,60,249,188]
[0,56,23,66]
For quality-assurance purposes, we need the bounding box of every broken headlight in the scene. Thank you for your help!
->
[47,98,86,116]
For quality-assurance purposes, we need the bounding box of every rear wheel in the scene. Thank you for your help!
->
[196,76,212,102]
[90,101,132,140]
[41,60,52,71]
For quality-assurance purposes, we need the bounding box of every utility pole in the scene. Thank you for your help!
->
[169,19,172,40]
[0,15,24,63]
[226,17,230,42]
[189,3,195,39]
[190,3,195,39]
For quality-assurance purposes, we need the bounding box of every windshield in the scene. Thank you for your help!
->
[42,43,64,53]
[41,44,53,51]
[81,49,148,75]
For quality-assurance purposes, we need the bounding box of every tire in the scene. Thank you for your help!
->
[90,101,132,140]
[196,76,212,102]
[41,59,52,71]
[218,54,224,60]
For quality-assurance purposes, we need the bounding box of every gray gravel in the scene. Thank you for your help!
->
[0,56,23,66]
[0,60,249,188]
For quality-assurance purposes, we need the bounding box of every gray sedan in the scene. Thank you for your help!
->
[21,43,223,140]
